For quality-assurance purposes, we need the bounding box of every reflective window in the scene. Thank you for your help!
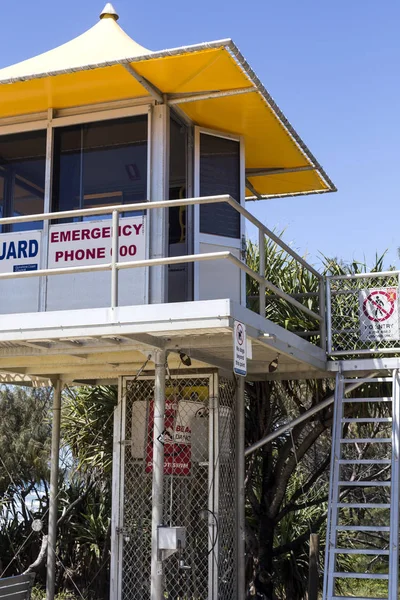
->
[199,133,240,238]
[52,115,148,221]
[0,130,46,232]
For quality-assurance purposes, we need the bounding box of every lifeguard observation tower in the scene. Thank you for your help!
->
[0,5,398,600]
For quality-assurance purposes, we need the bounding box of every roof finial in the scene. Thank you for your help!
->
[100,3,119,20]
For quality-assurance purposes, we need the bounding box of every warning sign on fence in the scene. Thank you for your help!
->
[358,287,399,341]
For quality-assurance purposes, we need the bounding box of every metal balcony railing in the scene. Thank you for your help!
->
[327,270,400,355]
[0,195,325,347]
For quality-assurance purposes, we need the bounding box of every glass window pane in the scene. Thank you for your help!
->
[0,130,46,232]
[52,115,148,222]
[199,133,240,238]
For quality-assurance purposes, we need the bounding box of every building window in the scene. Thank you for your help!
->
[199,133,240,238]
[52,115,148,221]
[0,130,46,232]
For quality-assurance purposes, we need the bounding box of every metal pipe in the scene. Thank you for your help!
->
[151,350,166,600]
[0,194,322,278]
[258,230,266,317]
[46,379,62,600]
[111,210,119,309]
[331,348,400,357]
[246,165,316,178]
[39,108,53,312]
[236,376,245,600]
[319,279,327,351]
[327,270,400,281]
[0,249,322,323]
[244,376,377,457]
[123,64,164,104]
[326,277,332,355]
[389,370,399,600]
[168,86,255,105]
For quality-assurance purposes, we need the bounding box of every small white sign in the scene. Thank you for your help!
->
[233,320,247,376]
[358,287,399,341]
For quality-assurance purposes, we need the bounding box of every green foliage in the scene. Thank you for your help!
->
[0,385,52,494]
[61,385,117,475]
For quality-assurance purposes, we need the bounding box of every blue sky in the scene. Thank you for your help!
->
[0,0,398,270]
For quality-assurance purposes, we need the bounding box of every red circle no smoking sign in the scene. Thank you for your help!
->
[363,289,397,323]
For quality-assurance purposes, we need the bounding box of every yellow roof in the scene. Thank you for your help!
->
[0,3,335,199]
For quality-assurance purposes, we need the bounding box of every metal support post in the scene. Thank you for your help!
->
[326,277,332,354]
[389,369,400,600]
[149,104,169,304]
[39,108,54,312]
[151,350,166,600]
[46,379,62,600]
[111,209,119,308]
[236,376,245,600]
[318,278,326,351]
[258,230,266,317]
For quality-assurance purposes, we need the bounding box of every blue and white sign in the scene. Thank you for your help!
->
[233,320,247,376]
[0,230,41,274]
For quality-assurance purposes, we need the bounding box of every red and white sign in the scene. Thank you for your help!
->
[359,287,399,341]
[48,216,145,268]
[131,399,205,476]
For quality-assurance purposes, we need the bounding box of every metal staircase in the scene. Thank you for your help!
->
[323,371,400,600]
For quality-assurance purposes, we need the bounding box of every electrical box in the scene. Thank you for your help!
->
[158,526,186,551]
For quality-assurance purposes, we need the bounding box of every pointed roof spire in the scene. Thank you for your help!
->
[100,2,119,21]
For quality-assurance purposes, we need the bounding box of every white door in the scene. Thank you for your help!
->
[194,128,245,305]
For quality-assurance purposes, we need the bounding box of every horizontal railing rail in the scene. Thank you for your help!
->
[0,195,325,344]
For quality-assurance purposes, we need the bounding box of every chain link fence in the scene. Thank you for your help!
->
[327,272,400,355]
[117,373,236,600]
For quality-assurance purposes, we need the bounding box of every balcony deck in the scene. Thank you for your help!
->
[0,299,327,384]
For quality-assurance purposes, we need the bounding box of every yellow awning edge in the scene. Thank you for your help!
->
[0,3,336,200]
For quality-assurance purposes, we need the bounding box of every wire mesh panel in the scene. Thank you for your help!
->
[217,378,237,600]
[116,373,237,600]
[328,272,400,355]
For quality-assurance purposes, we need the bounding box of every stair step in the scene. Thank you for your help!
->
[342,397,392,403]
[338,480,391,487]
[337,503,390,509]
[338,459,391,465]
[333,548,390,555]
[333,572,389,580]
[340,438,391,444]
[341,417,392,423]
[332,597,388,600]
[342,377,393,383]
[336,525,390,532]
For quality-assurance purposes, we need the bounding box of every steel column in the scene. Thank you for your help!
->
[39,108,54,312]
[111,210,119,308]
[236,376,245,599]
[46,379,62,600]
[150,350,166,600]
[389,369,400,600]
[149,104,169,304]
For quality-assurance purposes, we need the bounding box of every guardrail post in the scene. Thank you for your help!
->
[258,229,266,316]
[111,210,119,309]
[326,277,332,354]
[319,278,327,351]
[46,379,62,600]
